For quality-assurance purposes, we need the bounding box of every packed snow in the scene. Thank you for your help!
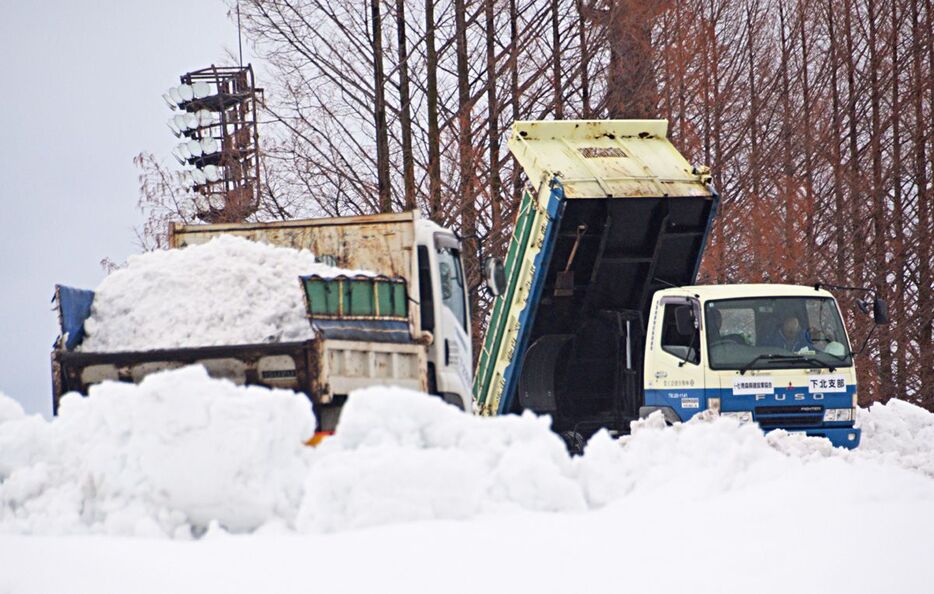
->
[2,370,932,592]
[79,235,370,352]
[2,366,933,541]
[0,367,312,537]
[856,398,934,477]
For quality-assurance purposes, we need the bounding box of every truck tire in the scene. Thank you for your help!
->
[559,430,586,456]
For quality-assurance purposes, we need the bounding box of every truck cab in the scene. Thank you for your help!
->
[414,219,473,411]
[643,285,860,448]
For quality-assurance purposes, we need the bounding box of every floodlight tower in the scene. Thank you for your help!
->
[163,65,264,223]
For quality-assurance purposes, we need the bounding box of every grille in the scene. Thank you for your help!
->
[756,405,825,428]
[755,405,823,415]
[757,414,824,428]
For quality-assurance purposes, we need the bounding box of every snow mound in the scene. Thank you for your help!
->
[578,411,934,511]
[0,366,314,537]
[80,235,368,352]
[2,370,933,538]
[0,391,25,424]
[857,398,934,478]
[298,392,934,532]
[298,386,585,532]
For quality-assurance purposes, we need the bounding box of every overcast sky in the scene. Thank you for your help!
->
[0,1,251,415]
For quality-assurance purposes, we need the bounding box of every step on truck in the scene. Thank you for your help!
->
[474,120,887,450]
[52,212,476,431]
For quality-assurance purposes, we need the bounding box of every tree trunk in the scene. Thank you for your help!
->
[605,1,659,118]
[827,0,848,288]
[778,1,796,284]
[867,0,893,401]
[395,0,417,211]
[485,0,502,244]
[371,0,392,212]
[551,0,564,118]
[890,0,906,398]
[576,0,591,118]
[798,3,815,281]
[454,0,478,332]
[921,0,934,406]
[509,0,523,209]
[425,0,442,219]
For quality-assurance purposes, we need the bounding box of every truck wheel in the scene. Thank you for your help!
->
[559,430,586,456]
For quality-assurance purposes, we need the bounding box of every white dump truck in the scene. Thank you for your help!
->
[52,212,478,435]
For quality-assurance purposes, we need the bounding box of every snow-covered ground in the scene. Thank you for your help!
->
[80,236,370,352]
[1,368,932,593]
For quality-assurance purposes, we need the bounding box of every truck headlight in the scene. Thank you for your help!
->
[721,411,752,423]
[823,408,854,422]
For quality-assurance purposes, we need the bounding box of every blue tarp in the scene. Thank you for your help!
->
[55,285,95,351]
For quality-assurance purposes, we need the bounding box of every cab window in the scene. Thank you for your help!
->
[437,246,467,330]
[661,303,700,364]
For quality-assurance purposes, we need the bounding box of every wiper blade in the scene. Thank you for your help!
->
[797,357,837,373]
[739,353,836,375]
[739,354,805,375]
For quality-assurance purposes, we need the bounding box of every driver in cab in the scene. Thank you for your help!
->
[764,314,814,352]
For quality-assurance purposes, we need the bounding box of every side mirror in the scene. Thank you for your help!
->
[483,257,506,296]
[873,298,889,325]
[674,305,695,336]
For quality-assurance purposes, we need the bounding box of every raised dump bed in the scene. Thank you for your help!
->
[474,120,718,436]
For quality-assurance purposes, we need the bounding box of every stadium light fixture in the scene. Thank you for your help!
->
[177,84,194,102]
[174,143,192,161]
[165,64,263,222]
[192,81,211,99]
[186,139,203,158]
[172,113,196,131]
[203,165,224,182]
[168,86,183,105]
[200,137,220,155]
[196,110,217,126]
[167,119,182,138]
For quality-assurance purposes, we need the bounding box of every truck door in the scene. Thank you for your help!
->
[433,236,473,410]
[644,296,706,421]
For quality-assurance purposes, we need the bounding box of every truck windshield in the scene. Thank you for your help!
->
[704,296,852,371]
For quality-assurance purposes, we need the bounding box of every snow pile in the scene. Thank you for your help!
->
[857,398,934,478]
[2,368,933,539]
[0,390,25,424]
[80,235,368,352]
[300,392,934,531]
[298,386,585,532]
[578,412,934,510]
[0,366,314,537]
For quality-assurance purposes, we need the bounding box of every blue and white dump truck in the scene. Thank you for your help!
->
[52,212,476,436]
[475,120,887,450]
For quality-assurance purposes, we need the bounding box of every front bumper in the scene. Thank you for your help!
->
[771,426,861,449]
